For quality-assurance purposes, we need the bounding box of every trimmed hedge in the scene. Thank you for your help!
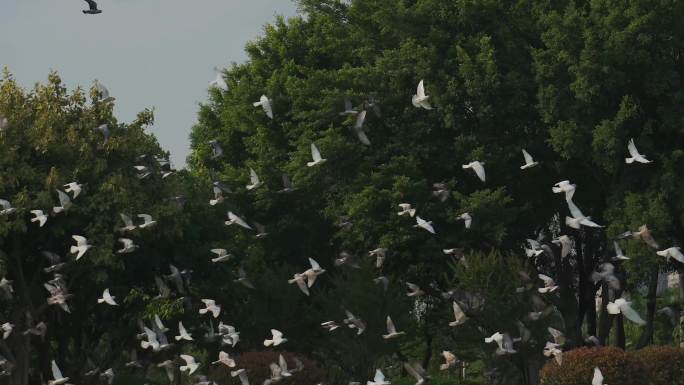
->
[632,346,684,385]
[540,347,648,385]
[541,346,684,385]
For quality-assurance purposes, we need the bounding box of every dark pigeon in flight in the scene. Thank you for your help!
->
[83,0,102,14]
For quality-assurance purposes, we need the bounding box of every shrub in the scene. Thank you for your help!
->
[540,347,648,385]
[207,351,324,385]
[632,346,684,385]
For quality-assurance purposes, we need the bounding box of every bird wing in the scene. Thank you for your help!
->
[311,143,322,161]
[120,213,134,227]
[627,138,640,158]
[154,314,166,330]
[416,80,426,98]
[210,249,227,257]
[56,189,71,207]
[472,162,486,181]
[592,368,603,385]
[249,168,260,185]
[354,110,367,129]
[282,174,292,189]
[619,301,646,325]
[138,214,152,223]
[51,360,63,379]
[228,212,252,229]
[522,149,534,164]
[279,354,288,372]
[566,200,585,219]
[261,97,273,118]
[453,301,466,322]
[178,321,188,335]
[180,355,194,365]
[72,235,87,246]
[355,129,371,146]
[386,316,396,333]
[344,97,353,111]
[85,0,98,10]
[294,277,309,295]
[154,276,171,296]
[538,274,554,285]
[403,363,424,382]
[309,258,322,270]
[670,247,684,263]
[373,369,385,383]
[640,226,659,248]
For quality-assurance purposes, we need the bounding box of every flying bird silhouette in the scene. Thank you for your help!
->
[83,0,102,14]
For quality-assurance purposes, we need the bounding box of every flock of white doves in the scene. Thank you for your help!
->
[0,77,681,385]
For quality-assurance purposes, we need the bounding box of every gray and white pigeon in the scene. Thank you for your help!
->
[625,138,651,164]
[307,143,327,167]
[30,210,48,227]
[246,168,264,190]
[119,214,137,232]
[180,354,200,375]
[64,182,83,199]
[210,249,233,263]
[116,238,139,254]
[209,140,224,159]
[48,360,70,385]
[225,211,253,230]
[462,161,486,182]
[656,247,684,263]
[0,200,15,215]
[93,124,110,143]
[199,299,221,318]
[412,80,432,110]
[520,149,539,169]
[209,69,228,91]
[414,216,435,234]
[97,288,118,306]
[552,180,576,201]
[253,95,273,119]
[263,329,287,346]
[70,235,92,260]
[137,214,157,228]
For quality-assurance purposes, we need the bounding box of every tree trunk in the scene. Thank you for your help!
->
[636,266,659,349]
[524,356,541,385]
[679,268,684,348]
[10,336,30,385]
[556,251,582,347]
[597,283,612,345]
[615,314,625,348]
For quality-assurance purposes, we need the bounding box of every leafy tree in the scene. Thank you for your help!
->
[187,0,684,384]
[0,70,185,385]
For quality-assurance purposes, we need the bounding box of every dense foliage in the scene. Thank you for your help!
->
[540,347,648,385]
[0,71,186,384]
[187,0,684,384]
[0,0,682,385]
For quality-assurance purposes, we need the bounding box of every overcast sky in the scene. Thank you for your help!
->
[0,0,298,167]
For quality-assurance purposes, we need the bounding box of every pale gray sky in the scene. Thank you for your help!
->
[0,0,298,167]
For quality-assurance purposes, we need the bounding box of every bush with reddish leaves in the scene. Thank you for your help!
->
[540,347,648,385]
[631,346,684,385]
[207,351,325,385]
